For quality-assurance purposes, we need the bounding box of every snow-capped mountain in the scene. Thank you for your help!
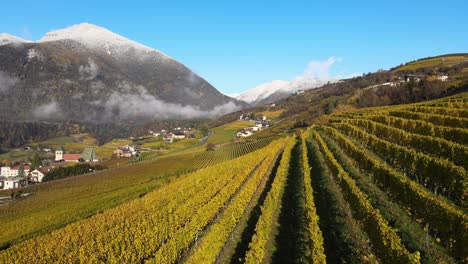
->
[0,23,244,122]
[236,80,290,104]
[0,33,31,46]
[38,23,170,59]
[236,77,336,105]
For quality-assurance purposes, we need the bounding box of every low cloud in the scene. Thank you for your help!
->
[92,81,241,120]
[29,80,241,122]
[0,71,19,92]
[34,101,62,119]
[79,58,99,80]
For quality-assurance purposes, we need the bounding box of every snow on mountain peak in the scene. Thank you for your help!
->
[39,23,143,48]
[236,77,337,105]
[0,33,31,46]
[236,80,290,103]
[38,23,165,57]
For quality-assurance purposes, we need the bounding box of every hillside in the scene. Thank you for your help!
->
[276,54,468,125]
[0,92,466,263]
[0,23,244,123]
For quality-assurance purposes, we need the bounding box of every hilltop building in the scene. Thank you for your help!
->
[55,147,99,163]
[113,145,137,158]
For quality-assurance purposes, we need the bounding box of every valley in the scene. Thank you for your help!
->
[0,5,467,262]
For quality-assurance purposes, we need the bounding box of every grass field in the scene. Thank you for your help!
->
[207,120,253,144]
[95,138,132,158]
[258,109,284,119]
[0,150,53,164]
[393,54,468,72]
[42,136,75,144]
[30,133,97,153]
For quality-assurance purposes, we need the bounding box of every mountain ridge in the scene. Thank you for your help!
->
[235,77,337,105]
[0,23,244,123]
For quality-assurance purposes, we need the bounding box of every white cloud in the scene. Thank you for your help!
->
[34,101,61,119]
[237,57,342,103]
[302,57,342,78]
[97,81,241,120]
[79,58,99,80]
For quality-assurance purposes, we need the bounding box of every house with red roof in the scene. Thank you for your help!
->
[0,165,30,177]
[30,167,53,182]
[55,148,97,163]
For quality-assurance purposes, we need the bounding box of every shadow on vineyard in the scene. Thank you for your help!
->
[230,151,283,264]
[306,140,371,263]
[320,132,456,263]
[272,141,308,263]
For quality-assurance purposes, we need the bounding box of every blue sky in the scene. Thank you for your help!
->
[2,0,467,94]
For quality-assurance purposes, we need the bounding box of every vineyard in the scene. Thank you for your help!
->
[1,93,467,263]
[0,135,279,251]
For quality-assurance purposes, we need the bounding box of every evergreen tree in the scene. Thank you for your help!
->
[18,163,26,178]
[18,163,28,186]
[31,153,41,169]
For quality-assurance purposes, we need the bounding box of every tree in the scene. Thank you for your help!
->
[18,164,26,178]
[18,163,28,187]
[31,153,41,169]
[206,143,215,151]
[199,124,209,137]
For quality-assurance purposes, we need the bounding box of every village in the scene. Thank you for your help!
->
[0,147,99,190]
[0,112,279,193]
[0,126,203,191]
[236,114,271,137]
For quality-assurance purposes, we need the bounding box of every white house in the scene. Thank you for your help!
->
[172,131,186,139]
[0,167,9,177]
[126,145,138,156]
[3,178,22,190]
[0,166,30,177]
[237,131,252,137]
[30,168,50,182]
[163,133,174,144]
[438,75,448,81]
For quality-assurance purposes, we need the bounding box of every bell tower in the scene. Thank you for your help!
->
[55,150,63,161]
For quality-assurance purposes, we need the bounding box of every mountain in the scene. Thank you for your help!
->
[236,77,336,105]
[0,23,243,123]
[0,33,32,46]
